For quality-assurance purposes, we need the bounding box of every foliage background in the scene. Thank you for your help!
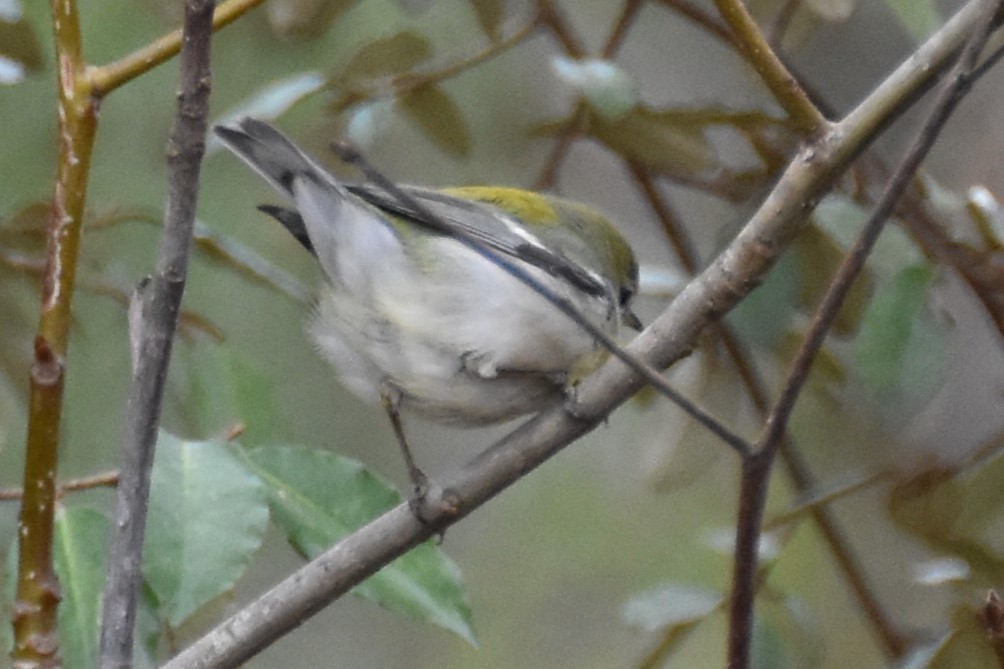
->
[2,0,1004,667]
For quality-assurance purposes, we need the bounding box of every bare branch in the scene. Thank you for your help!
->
[97,2,215,667]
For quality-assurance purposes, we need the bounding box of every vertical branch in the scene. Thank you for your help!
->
[97,1,215,667]
[726,2,1003,667]
[13,0,97,665]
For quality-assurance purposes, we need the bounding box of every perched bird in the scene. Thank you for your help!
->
[214,117,640,487]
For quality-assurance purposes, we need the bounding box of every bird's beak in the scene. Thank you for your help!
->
[621,308,643,331]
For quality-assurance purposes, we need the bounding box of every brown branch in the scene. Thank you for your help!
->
[88,0,262,98]
[97,1,215,667]
[0,471,119,501]
[984,590,1004,667]
[13,0,97,664]
[713,0,827,132]
[602,0,645,58]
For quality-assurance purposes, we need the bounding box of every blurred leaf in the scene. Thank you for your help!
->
[398,84,472,158]
[913,557,970,586]
[778,330,847,388]
[144,432,268,627]
[241,445,476,644]
[793,222,874,336]
[193,219,311,303]
[924,605,998,668]
[208,72,326,155]
[966,185,1004,249]
[0,201,49,252]
[181,345,283,442]
[649,347,740,491]
[727,249,799,349]
[335,31,434,86]
[345,100,394,150]
[882,0,942,43]
[0,16,43,84]
[751,617,789,669]
[552,56,638,121]
[897,633,953,669]
[804,0,855,22]
[266,0,359,39]
[756,594,822,669]
[468,0,504,39]
[54,506,106,669]
[889,454,1004,580]
[3,539,17,656]
[814,194,922,267]
[854,263,948,399]
[588,107,715,174]
[622,583,722,632]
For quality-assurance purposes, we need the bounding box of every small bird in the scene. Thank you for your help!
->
[214,117,640,488]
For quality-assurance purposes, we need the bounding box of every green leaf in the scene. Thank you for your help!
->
[622,583,722,632]
[589,107,715,174]
[888,454,1004,580]
[182,345,284,442]
[398,84,472,158]
[882,0,942,43]
[3,538,16,656]
[336,31,434,85]
[757,594,822,669]
[751,617,789,669]
[0,16,43,85]
[144,432,268,626]
[54,506,107,669]
[552,57,638,121]
[241,445,475,644]
[266,0,359,39]
[793,223,874,336]
[854,263,948,400]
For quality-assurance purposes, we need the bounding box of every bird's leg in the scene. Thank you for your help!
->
[380,382,428,498]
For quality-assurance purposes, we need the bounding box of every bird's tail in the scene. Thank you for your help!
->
[213,117,333,199]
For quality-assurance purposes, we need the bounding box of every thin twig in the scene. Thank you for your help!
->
[601,0,645,58]
[88,0,260,97]
[984,590,1004,667]
[0,471,119,501]
[713,0,827,132]
[97,1,215,667]
[726,3,1003,667]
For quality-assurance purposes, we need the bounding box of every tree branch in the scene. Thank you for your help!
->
[13,0,96,664]
[97,2,215,667]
